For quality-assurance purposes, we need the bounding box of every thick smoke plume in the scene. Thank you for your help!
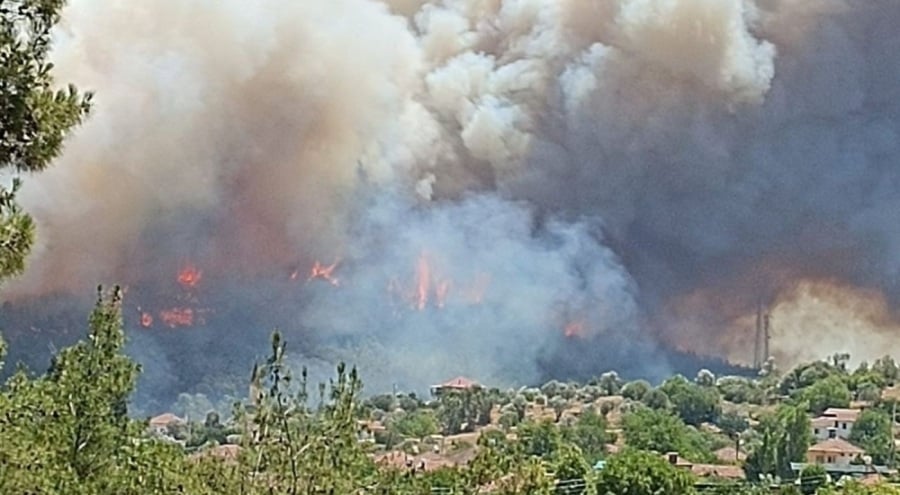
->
[2,0,900,401]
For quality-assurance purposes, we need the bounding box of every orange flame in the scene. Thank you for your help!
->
[415,253,431,310]
[140,312,154,328]
[308,259,340,286]
[159,307,196,328]
[177,263,202,289]
[386,252,488,311]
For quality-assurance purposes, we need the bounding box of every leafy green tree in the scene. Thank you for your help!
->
[0,288,193,494]
[551,395,569,422]
[744,413,780,481]
[849,409,893,465]
[596,371,623,396]
[621,406,714,462]
[397,393,421,412]
[800,375,851,415]
[872,356,900,386]
[366,393,396,412]
[778,403,813,471]
[744,404,811,480]
[856,382,883,402]
[621,380,651,401]
[390,409,439,439]
[518,419,562,458]
[241,331,375,494]
[642,388,671,409]
[660,375,721,425]
[798,463,828,494]
[594,449,696,495]
[563,408,608,464]
[717,376,764,404]
[780,361,840,395]
[0,0,92,283]
[437,387,494,434]
[695,369,716,387]
[551,443,596,495]
[492,457,554,495]
[512,395,528,421]
[541,379,565,398]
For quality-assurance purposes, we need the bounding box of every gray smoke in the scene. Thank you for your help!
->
[2,0,900,398]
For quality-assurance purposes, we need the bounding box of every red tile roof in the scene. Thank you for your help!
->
[149,413,184,426]
[809,438,865,455]
[433,376,480,390]
[822,408,861,422]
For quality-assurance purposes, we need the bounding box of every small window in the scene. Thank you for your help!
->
[814,428,820,435]
[843,422,848,429]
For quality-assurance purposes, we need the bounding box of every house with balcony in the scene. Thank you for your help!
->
[790,437,895,480]
[812,407,861,441]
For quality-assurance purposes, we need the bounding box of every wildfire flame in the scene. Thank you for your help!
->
[159,307,197,328]
[177,263,202,289]
[387,251,482,311]
[140,311,154,328]
[415,253,431,310]
[308,259,340,286]
[137,263,209,330]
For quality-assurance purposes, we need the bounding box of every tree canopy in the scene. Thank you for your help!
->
[0,0,92,283]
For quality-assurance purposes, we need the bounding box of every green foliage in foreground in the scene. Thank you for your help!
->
[1,0,93,283]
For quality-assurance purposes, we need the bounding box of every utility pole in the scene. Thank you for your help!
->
[753,300,765,369]
[891,400,897,468]
[763,312,771,363]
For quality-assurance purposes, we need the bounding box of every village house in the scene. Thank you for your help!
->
[811,407,861,441]
[148,412,186,437]
[790,437,896,480]
[430,376,481,398]
[806,438,864,465]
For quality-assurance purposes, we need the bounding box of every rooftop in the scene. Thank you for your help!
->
[812,416,840,428]
[808,438,865,455]
[791,462,895,476]
[149,413,185,426]
[821,408,861,422]
[432,376,481,390]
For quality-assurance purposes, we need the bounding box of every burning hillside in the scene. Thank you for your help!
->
[2,0,900,403]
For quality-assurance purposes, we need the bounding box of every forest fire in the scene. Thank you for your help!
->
[135,263,209,330]
[159,307,198,328]
[177,263,202,289]
[385,252,460,311]
[140,311,154,328]
[308,260,340,286]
